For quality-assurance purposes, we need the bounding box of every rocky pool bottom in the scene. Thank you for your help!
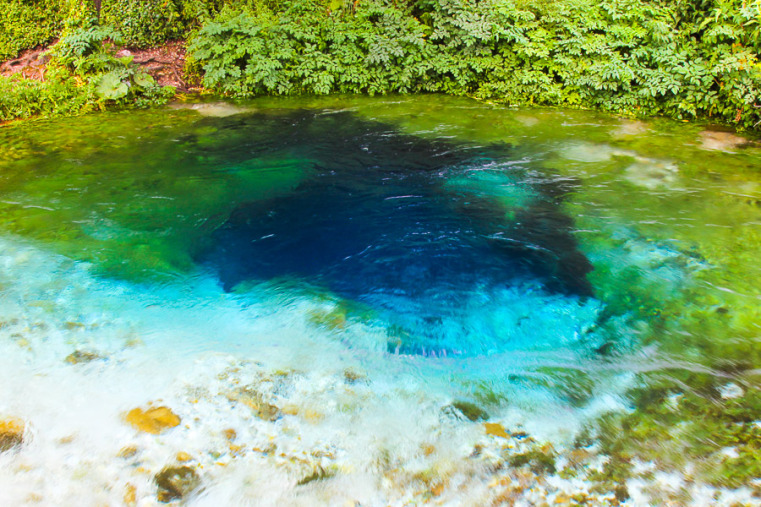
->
[0,96,760,505]
[0,235,753,506]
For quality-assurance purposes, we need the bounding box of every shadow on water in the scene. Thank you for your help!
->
[197,110,597,354]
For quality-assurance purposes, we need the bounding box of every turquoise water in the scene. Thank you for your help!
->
[0,96,759,504]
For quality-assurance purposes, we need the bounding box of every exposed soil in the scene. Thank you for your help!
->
[1,40,191,92]
[0,46,51,80]
[115,41,191,91]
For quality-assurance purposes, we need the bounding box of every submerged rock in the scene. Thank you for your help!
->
[611,120,648,138]
[125,406,181,434]
[64,350,102,364]
[450,401,489,422]
[558,142,617,163]
[508,448,557,474]
[624,159,679,189]
[297,466,336,486]
[117,445,138,459]
[169,102,252,118]
[343,368,366,384]
[123,483,137,506]
[699,130,749,152]
[176,451,193,462]
[0,417,25,452]
[154,465,200,502]
[484,422,509,438]
[227,387,280,421]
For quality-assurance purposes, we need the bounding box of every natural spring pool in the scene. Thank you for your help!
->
[0,96,759,505]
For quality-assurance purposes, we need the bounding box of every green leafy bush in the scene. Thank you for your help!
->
[0,0,67,60]
[188,0,761,129]
[100,0,227,47]
[0,75,94,121]
[53,24,166,101]
[1,24,175,122]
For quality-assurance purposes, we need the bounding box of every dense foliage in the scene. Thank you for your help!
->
[99,0,225,47]
[1,0,760,126]
[187,0,761,128]
[0,0,66,61]
[0,23,174,121]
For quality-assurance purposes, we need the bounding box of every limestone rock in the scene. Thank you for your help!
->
[155,465,200,502]
[0,417,25,452]
[125,406,181,434]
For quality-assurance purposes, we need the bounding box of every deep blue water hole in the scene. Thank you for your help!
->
[198,111,598,355]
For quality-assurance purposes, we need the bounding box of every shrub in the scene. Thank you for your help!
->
[1,24,175,122]
[99,0,226,47]
[0,0,67,60]
[188,0,761,129]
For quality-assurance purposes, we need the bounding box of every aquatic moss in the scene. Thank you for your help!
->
[508,449,557,475]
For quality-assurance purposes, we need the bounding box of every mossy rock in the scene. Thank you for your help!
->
[450,400,489,422]
[508,449,557,474]
[155,465,201,503]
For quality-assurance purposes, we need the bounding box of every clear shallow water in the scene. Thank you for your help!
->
[0,96,760,504]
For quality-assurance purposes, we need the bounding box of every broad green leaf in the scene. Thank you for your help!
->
[133,72,155,88]
[96,72,129,100]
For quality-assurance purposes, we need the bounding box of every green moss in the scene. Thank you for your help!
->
[508,449,557,475]
[451,401,489,422]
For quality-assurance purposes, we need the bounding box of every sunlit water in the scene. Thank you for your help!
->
[0,96,759,504]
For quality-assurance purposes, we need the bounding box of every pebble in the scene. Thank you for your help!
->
[125,406,181,434]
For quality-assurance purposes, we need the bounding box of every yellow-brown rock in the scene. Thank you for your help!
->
[65,350,101,364]
[124,483,137,506]
[125,406,181,435]
[176,451,193,462]
[484,422,508,438]
[0,417,25,452]
[117,445,138,459]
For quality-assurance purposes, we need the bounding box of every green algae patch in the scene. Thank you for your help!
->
[532,116,761,490]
